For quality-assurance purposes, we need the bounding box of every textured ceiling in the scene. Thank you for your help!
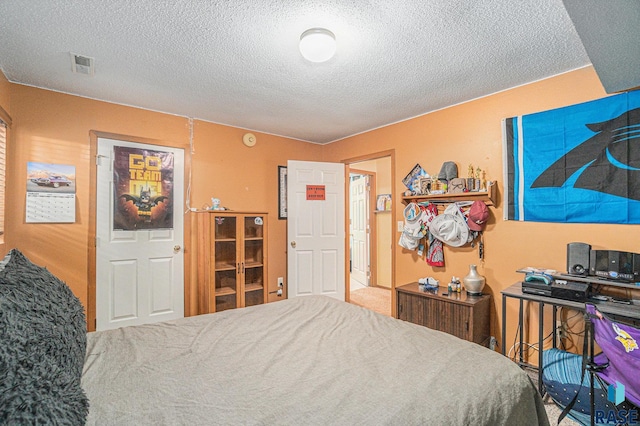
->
[0,1,591,144]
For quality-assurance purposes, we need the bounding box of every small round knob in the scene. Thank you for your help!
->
[174,245,181,253]
[290,241,297,248]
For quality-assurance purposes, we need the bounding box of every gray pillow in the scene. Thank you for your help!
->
[0,250,11,271]
[0,249,89,424]
[0,310,89,424]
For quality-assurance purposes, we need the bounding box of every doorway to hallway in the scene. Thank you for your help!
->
[345,152,394,316]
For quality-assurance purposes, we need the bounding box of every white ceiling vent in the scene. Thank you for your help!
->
[71,53,95,76]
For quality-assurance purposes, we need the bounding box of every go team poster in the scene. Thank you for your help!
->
[113,146,174,230]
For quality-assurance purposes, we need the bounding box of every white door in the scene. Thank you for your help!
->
[350,174,369,286]
[96,138,184,330]
[287,160,345,300]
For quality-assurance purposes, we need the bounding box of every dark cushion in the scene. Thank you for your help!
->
[0,249,89,424]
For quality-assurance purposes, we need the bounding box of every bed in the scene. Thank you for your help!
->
[1,249,549,425]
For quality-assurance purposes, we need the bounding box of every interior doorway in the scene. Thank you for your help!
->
[345,151,394,317]
[349,170,374,289]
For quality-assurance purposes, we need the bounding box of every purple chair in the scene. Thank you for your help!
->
[560,304,640,425]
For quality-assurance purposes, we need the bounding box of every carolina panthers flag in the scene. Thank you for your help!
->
[503,90,640,223]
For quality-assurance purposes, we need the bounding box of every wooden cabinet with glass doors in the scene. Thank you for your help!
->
[196,211,268,314]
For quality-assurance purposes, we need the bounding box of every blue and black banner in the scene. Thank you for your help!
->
[503,90,640,223]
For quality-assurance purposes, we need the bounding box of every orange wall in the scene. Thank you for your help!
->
[5,84,189,311]
[188,120,323,303]
[0,71,10,116]
[5,83,320,316]
[5,66,639,353]
[323,66,640,351]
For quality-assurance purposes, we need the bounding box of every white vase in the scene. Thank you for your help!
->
[463,264,485,295]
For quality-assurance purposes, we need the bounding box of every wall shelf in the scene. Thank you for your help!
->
[401,181,496,206]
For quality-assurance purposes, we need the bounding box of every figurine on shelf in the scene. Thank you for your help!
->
[430,174,443,194]
[474,167,482,193]
[467,164,475,192]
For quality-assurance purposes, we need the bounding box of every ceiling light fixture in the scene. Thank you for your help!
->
[299,28,336,63]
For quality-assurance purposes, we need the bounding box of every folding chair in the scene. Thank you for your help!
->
[556,304,640,425]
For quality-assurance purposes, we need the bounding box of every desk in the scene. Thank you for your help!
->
[501,282,640,395]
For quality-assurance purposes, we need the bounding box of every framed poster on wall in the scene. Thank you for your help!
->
[376,194,392,212]
[113,146,174,230]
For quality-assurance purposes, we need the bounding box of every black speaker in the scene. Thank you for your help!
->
[567,242,591,276]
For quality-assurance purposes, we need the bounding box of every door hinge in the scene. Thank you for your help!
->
[96,154,107,166]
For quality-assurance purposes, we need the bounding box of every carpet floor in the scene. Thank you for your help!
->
[525,368,580,425]
[349,286,391,316]
[543,394,580,425]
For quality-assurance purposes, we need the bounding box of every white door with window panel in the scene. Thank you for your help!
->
[96,138,184,331]
[287,160,345,300]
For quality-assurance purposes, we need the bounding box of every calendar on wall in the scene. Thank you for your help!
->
[25,162,76,223]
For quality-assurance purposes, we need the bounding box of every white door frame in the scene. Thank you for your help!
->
[87,131,191,331]
[343,150,396,314]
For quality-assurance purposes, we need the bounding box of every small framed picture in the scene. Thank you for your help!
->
[418,177,431,195]
[278,166,287,219]
[376,194,392,212]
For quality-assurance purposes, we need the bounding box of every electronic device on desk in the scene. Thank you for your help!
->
[522,272,552,297]
[566,243,640,291]
[588,294,634,305]
[521,271,591,302]
[551,279,590,302]
[589,249,640,282]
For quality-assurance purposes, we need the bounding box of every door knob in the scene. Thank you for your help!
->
[173,245,181,253]
[290,241,296,248]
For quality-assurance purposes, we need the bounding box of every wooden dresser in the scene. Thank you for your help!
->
[396,282,491,346]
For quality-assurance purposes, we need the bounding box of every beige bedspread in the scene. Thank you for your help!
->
[82,295,549,425]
